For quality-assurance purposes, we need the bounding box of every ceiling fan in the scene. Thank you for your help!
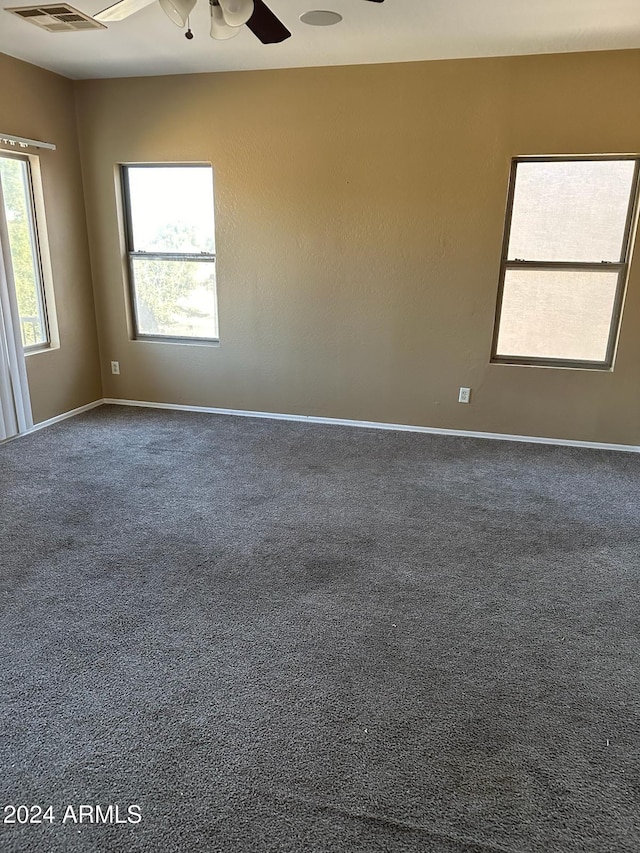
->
[94,0,385,44]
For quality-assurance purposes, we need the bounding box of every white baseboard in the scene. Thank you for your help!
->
[0,399,104,445]
[4,395,638,454]
[102,398,640,454]
[28,399,104,435]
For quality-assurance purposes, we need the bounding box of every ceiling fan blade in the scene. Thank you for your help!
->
[94,0,154,22]
[246,0,290,44]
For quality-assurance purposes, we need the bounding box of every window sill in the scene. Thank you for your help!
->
[133,336,220,348]
[24,343,55,357]
[490,359,613,373]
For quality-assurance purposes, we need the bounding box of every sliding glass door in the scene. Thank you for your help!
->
[0,154,35,440]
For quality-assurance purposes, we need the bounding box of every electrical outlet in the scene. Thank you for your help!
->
[111,361,120,375]
[458,387,471,404]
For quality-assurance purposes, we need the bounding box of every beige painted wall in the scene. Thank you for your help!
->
[0,53,101,424]
[75,50,640,444]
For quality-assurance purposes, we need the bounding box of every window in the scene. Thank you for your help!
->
[0,154,49,349]
[492,156,640,369]
[122,164,218,341]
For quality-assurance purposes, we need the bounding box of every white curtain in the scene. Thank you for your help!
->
[0,179,33,441]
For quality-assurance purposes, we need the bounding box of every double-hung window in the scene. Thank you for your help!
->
[492,156,640,369]
[0,153,50,350]
[122,164,218,342]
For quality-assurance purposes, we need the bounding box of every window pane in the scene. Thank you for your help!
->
[0,157,47,347]
[131,257,218,339]
[507,160,635,262]
[126,166,215,253]
[496,269,619,362]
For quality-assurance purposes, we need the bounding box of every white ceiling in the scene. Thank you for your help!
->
[1,0,640,80]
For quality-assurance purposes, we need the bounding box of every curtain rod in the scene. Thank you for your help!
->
[0,133,56,151]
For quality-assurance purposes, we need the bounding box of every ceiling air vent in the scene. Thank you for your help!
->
[6,4,106,30]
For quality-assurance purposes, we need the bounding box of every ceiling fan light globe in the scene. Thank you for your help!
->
[218,0,253,27]
[210,2,241,38]
[159,0,195,26]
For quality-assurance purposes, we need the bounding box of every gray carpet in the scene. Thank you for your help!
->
[1,404,639,853]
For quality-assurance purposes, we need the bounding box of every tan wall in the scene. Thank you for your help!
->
[0,53,102,424]
[75,50,640,444]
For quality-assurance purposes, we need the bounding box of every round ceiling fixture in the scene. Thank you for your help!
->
[300,10,343,26]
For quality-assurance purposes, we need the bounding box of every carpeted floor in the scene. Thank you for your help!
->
[1,404,639,853]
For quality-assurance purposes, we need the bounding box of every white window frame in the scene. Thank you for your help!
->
[0,151,55,353]
[491,155,640,370]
